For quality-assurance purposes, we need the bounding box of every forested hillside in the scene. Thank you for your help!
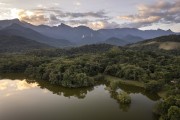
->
[0,35,179,120]
[128,35,180,51]
[0,35,52,53]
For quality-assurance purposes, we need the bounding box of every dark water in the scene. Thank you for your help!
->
[0,74,160,120]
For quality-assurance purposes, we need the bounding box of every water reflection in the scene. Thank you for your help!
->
[105,81,160,101]
[34,80,94,99]
[0,79,38,97]
[104,81,160,113]
[0,75,159,120]
[0,74,160,101]
[107,90,131,112]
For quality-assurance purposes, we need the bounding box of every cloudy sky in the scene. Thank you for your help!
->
[0,0,179,32]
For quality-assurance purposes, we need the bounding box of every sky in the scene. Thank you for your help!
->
[0,0,179,32]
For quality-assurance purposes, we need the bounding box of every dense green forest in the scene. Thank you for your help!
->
[0,35,180,120]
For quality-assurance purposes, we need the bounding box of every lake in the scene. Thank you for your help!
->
[0,74,160,120]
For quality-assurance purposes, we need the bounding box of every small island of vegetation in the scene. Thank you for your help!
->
[117,91,131,104]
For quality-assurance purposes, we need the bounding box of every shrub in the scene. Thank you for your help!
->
[117,91,131,104]
[145,80,162,93]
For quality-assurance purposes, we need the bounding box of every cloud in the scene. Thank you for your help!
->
[0,2,9,6]
[118,0,180,28]
[18,10,49,25]
[17,8,109,27]
[88,20,120,30]
[74,1,81,6]
[17,8,118,29]
[0,2,12,19]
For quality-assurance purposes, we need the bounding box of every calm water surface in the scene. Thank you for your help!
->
[0,74,160,120]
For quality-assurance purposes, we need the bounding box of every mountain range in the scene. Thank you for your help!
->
[0,19,177,48]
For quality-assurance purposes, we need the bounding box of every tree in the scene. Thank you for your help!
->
[145,80,162,93]
[168,106,180,120]
[106,47,121,57]
[117,91,131,104]
[122,65,145,81]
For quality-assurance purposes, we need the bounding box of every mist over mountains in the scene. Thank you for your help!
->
[0,19,176,48]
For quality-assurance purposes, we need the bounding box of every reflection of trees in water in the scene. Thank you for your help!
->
[117,83,160,101]
[0,73,27,80]
[105,81,161,112]
[105,81,160,101]
[108,90,131,112]
[1,73,160,101]
[27,79,94,99]
[4,74,105,99]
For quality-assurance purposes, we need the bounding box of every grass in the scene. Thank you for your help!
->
[105,76,145,88]
[157,90,167,99]
[157,87,168,98]
[106,75,168,99]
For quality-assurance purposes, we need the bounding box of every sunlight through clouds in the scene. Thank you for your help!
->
[0,0,179,31]
[89,21,105,29]
[10,8,22,18]
[74,1,81,6]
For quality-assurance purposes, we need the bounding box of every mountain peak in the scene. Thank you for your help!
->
[157,28,164,31]
[12,18,21,22]
[58,23,71,28]
[0,19,22,28]
[167,29,172,32]
[75,26,93,32]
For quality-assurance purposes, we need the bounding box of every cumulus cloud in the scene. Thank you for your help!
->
[18,10,49,25]
[88,20,120,30]
[119,0,180,28]
[17,8,109,27]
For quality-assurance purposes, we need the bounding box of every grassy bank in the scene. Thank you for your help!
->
[105,76,145,88]
[106,75,168,98]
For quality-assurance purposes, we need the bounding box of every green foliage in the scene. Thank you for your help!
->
[145,80,162,93]
[106,46,122,57]
[153,96,180,120]
[117,91,131,104]
[0,43,179,119]
[0,44,179,90]
[62,70,94,88]
[168,106,180,120]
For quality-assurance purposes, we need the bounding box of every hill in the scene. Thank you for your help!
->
[103,37,127,46]
[128,35,180,51]
[101,35,144,46]
[26,44,114,57]
[0,35,52,53]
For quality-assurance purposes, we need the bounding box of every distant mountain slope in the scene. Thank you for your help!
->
[97,28,174,40]
[122,35,144,43]
[102,35,143,46]
[0,19,176,45]
[0,35,52,53]
[103,37,127,46]
[0,23,73,47]
[128,35,180,50]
